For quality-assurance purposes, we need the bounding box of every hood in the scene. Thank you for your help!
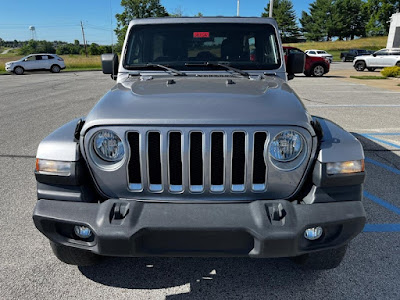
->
[6,60,18,64]
[82,76,314,133]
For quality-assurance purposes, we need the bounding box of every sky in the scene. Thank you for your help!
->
[0,0,313,44]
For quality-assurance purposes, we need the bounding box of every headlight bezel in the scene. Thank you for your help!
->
[90,129,126,169]
[266,130,307,171]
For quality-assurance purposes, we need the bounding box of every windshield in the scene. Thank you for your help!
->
[124,23,281,71]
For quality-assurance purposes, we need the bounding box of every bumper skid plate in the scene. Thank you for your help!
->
[33,199,366,258]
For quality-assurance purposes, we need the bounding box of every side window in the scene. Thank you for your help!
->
[26,56,35,61]
[389,51,400,56]
[375,50,388,56]
[41,56,49,60]
[35,55,42,60]
[309,51,316,55]
[289,48,303,54]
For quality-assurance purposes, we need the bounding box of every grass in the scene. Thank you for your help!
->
[350,75,387,80]
[0,54,102,73]
[284,36,387,61]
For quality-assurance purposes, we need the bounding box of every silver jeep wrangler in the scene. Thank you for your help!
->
[33,17,366,269]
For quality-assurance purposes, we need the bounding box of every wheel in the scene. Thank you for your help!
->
[354,61,366,71]
[367,68,376,72]
[50,241,101,266]
[292,244,347,270]
[50,64,61,73]
[14,66,24,75]
[341,56,346,62]
[311,64,325,77]
[396,61,400,67]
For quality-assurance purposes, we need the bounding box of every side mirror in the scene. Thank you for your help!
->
[286,52,305,80]
[372,53,377,57]
[101,53,119,80]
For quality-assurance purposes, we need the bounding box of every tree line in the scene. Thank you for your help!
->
[115,0,400,45]
[265,0,400,42]
[0,39,113,56]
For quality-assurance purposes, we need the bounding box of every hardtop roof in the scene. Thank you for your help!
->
[129,17,277,27]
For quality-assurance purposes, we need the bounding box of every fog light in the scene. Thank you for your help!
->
[304,226,323,240]
[74,225,92,239]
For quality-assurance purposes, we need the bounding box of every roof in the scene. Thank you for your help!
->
[129,17,277,27]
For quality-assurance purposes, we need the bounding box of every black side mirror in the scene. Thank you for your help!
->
[286,52,305,80]
[101,53,119,80]
[372,53,377,57]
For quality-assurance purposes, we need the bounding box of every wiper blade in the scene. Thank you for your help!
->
[185,62,250,78]
[126,63,187,76]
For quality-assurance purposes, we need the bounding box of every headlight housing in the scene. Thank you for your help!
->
[269,130,303,162]
[93,130,125,162]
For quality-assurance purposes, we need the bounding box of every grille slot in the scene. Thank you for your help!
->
[190,132,204,192]
[169,132,183,192]
[211,132,224,192]
[127,129,269,195]
[231,132,246,192]
[147,132,162,191]
[253,132,267,191]
[127,132,142,190]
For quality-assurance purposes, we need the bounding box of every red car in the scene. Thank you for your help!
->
[283,46,330,77]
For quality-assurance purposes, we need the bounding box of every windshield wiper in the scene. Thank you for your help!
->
[185,62,250,79]
[125,63,187,76]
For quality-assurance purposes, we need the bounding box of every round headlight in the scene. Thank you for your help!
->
[93,130,125,162]
[269,130,303,162]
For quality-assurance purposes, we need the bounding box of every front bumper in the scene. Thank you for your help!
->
[33,199,366,258]
[5,65,12,72]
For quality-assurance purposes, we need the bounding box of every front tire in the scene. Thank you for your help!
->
[341,56,346,62]
[50,241,101,266]
[396,61,400,67]
[312,64,325,77]
[354,61,366,71]
[50,65,61,73]
[14,66,24,75]
[292,244,347,270]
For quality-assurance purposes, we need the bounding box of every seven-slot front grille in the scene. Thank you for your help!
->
[127,130,268,194]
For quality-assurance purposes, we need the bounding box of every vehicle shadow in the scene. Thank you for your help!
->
[79,256,322,298]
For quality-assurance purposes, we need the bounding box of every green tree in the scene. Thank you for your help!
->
[262,0,301,42]
[363,0,400,36]
[335,0,366,40]
[115,0,168,46]
[300,0,338,41]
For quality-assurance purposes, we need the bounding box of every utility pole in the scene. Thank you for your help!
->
[237,0,240,17]
[80,21,88,57]
[269,0,274,18]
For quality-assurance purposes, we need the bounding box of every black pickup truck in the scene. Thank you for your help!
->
[340,49,373,62]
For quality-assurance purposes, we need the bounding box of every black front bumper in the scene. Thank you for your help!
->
[33,199,366,258]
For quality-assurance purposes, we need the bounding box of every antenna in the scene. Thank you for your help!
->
[237,0,240,16]
[29,26,36,40]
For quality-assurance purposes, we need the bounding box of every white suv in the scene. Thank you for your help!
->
[5,54,66,75]
[353,48,400,71]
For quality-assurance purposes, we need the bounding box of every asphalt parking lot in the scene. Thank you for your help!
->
[0,65,399,299]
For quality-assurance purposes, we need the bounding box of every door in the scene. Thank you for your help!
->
[21,55,36,70]
[39,55,51,69]
[370,50,388,67]
[388,50,400,66]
